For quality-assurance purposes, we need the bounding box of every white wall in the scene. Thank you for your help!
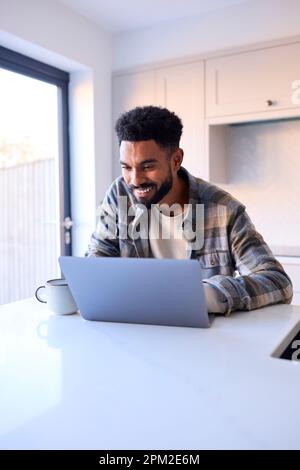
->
[113,0,300,71]
[0,0,112,256]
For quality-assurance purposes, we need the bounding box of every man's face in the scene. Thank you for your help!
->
[120,140,175,208]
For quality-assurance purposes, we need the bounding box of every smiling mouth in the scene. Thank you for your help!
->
[134,185,154,197]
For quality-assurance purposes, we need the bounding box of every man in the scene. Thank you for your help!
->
[87,106,292,314]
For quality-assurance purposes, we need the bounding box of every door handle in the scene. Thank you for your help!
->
[63,217,73,230]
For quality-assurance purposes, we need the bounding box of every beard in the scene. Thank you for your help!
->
[129,168,173,209]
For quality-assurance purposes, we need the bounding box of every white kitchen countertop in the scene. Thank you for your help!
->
[272,247,300,258]
[0,298,300,450]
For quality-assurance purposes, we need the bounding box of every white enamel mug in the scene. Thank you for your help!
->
[35,278,78,315]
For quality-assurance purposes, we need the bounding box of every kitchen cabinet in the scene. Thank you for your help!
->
[206,42,300,118]
[155,62,205,178]
[112,70,156,177]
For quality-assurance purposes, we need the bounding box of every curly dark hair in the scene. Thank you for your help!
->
[115,106,183,151]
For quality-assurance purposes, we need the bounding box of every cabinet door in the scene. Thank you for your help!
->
[206,42,300,118]
[155,62,205,178]
[112,71,156,177]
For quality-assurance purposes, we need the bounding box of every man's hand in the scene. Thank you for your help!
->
[203,283,228,314]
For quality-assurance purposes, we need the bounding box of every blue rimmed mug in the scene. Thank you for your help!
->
[35,278,77,315]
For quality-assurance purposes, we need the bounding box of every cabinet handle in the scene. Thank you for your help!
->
[266,99,274,106]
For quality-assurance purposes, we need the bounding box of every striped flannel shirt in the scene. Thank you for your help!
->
[87,167,293,314]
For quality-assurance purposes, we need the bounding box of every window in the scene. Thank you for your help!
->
[0,46,71,304]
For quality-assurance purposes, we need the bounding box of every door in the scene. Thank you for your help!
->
[0,46,71,304]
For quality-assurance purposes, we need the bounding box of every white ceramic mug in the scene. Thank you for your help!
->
[35,278,78,315]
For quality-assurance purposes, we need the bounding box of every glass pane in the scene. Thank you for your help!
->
[0,68,61,304]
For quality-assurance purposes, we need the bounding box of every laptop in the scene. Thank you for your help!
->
[59,256,210,328]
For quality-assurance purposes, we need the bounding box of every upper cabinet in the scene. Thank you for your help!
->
[155,62,205,178]
[112,70,156,117]
[112,70,156,177]
[206,42,300,118]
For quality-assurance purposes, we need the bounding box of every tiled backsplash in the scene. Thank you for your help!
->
[219,118,300,253]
